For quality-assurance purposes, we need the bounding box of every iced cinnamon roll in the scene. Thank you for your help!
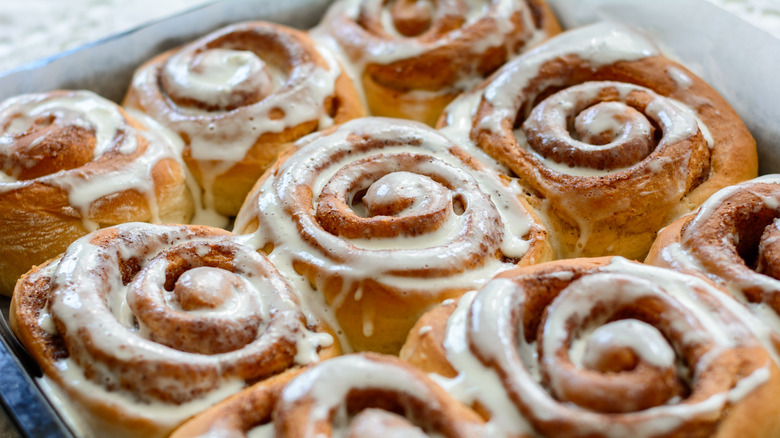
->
[124,21,365,217]
[401,257,780,437]
[647,175,780,351]
[172,354,486,437]
[10,223,338,438]
[234,117,552,353]
[170,370,300,438]
[313,0,561,126]
[438,22,757,260]
[0,90,193,296]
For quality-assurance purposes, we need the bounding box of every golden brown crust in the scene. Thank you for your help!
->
[0,90,193,295]
[124,21,366,216]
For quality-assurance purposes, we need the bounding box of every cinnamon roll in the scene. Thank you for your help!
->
[124,21,365,217]
[233,117,553,354]
[173,354,486,437]
[0,90,193,296]
[313,0,561,126]
[647,174,780,352]
[9,223,338,438]
[438,22,757,260]
[401,257,780,437]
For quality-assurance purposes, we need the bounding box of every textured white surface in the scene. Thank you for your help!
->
[0,0,215,72]
[1,0,777,74]
[706,0,780,38]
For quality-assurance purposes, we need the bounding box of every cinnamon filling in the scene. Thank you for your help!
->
[316,155,456,239]
[521,82,673,170]
[682,184,780,312]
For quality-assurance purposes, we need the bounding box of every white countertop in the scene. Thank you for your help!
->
[0,0,216,73]
[1,0,778,74]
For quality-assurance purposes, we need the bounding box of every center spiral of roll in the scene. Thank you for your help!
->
[539,274,690,413]
[316,155,458,240]
[127,241,268,355]
[521,81,696,170]
[162,47,277,111]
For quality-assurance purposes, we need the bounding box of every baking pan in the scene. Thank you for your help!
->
[0,0,778,436]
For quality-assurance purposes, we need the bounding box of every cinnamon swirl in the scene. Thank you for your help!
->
[172,353,486,437]
[124,21,365,217]
[234,117,552,354]
[401,257,780,437]
[438,22,757,260]
[10,223,338,438]
[647,174,780,353]
[313,0,561,126]
[0,90,193,296]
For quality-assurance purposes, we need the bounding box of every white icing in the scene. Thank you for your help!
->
[666,66,693,89]
[131,34,340,161]
[438,90,509,173]
[163,49,281,110]
[519,81,698,176]
[432,288,534,436]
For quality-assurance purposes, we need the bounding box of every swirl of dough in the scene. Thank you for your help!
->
[124,21,365,216]
[647,175,780,349]
[234,117,552,353]
[273,353,486,437]
[402,257,780,437]
[521,81,689,171]
[9,222,337,438]
[0,90,193,295]
[172,354,486,437]
[312,0,561,126]
[438,22,757,260]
